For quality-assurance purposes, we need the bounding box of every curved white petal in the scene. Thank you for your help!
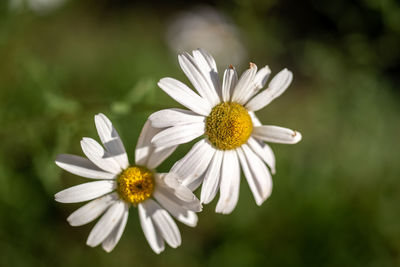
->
[67,193,118,226]
[239,65,272,105]
[222,66,238,102]
[101,204,129,252]
[151,122,205,148]
[238,144,272,206]
[178,52,220,106]
[184,173,205,191]
[200,149,223,204]
[156,173,201,210]
[153,187,198,227]
[135,120,177,169]
[247,137,276,174]
[170,139,215,186]
[149,108,205,128]
[231,63,258,104]
[94,113,129,169]
[246,69,293,111]
[215,150,240,214]
[158,78,211,116]
[86,201,125,247]
[253,125,302,144]
[80,137,122,174]
[142,199,181,249]
[192,49,221,99]
[193,49,217,72]
[260,143,276,173]
[55,180,116,203]
[146,145,178,170]
[138,203,165,254]
[55,154,115,179]
[253,65,271,90]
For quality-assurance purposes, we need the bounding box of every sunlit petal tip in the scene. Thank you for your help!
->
[253,126,301,144]
[270,68,293,90]
[256,198,265,206]
[292,131,302,143]
[94,112,105,121]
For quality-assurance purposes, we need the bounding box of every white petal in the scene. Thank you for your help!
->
[146,145,178,170]
[200,149,223,204]
[183,173,205,191]
[80,137,122,174]
[138,203,165,254]
[94,113,129,169]
[86,201,125,247]
[261,143,276,173]
[67,193,118,226]
[231,63,258,104]
[269,68,293,94]
[55,154,115,179]
[253,65,271,90]
[101,205,129,252]
[149,108,205,128]
[142,199,181,248]
[135,120,155,166]
[156,173,201,209]
[193,49,217,72]
[192,49,221,99]
[178,52,220,106]
[170,139,215,186]
[238,144,272,206]
[239,65,272,105]
[55,180,116,203]
[248,113,277,173]
[253,126,302,144]
[222,66,238,102]
[247,137,276,174]
[151,122,204,148]
[215,150,240,214]
[153,187,198,227]
[158,77,211,116]
[246,69,293,111]
[249,111,262,126]
[135,120,177,169]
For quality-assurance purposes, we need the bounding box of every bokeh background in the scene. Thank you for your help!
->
[1,0,400,266]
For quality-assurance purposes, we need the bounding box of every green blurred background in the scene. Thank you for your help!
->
[1,0,400,266]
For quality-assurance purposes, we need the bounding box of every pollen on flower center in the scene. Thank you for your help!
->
[117,166,154,205]
[205,102,253,150]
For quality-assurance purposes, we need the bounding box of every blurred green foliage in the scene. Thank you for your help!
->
[0,0,400,266]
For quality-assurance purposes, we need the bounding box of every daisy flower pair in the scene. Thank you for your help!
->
[55,49,302,253]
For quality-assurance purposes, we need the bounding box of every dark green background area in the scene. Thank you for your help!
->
[1,0,400,266]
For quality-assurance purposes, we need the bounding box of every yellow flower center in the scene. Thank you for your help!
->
[205,102,253,150]
[117,166,154,205]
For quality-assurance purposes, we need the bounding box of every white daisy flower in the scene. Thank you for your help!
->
[149,49,302,214]
[54,114,201,253]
